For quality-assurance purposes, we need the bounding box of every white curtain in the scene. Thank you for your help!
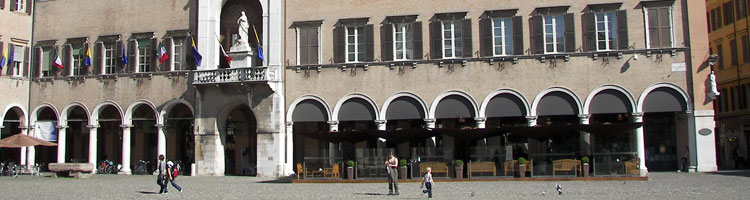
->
[34,121,57,141]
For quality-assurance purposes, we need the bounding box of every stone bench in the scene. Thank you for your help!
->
[48,163,95,178]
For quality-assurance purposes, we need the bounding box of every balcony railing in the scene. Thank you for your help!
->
[193,66,279,85]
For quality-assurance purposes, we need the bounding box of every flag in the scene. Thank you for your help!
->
[122,46,128,65]
[253,25,264,62]
[53,48,64,69]
[7,46,14,68]
[190,35,202,67]
[0,46,6,69]
[158,42,169,64]
[220,44,232,64]
[83,45,92,67]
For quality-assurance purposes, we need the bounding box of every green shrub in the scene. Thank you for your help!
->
[518,157,527,165]
[581,156,590,164]
[399,159,407,166]
[346,160,355,168]
[455,160,464,167]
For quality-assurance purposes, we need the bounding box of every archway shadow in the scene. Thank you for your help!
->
[706,170,750,178]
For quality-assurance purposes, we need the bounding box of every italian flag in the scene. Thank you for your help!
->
[158,43,169,64]
[53,50,64,69]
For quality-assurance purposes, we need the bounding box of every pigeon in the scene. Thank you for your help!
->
[556,184,563,195]
[469,191,475,197]
[541,191,546,195]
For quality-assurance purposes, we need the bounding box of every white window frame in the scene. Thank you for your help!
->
[442,20,462,58]
[643,6,674,49]
[345,26,364,63]
[595,12,616,51]
[171,37,188,71]
[136,40,150,73]
[102,42,116,75]
[492,17,512,56]
[11,45,22,77]
[15,0,25,12]
[543,15,564,54]
[71,44,84,76]
[393,23,412,61]
[295,26,322,65]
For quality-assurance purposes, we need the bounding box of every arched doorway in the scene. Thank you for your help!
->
[97,105,122,167]
[484,92,528,170]
[65,106,89,163]
[337,97,378,178]
[166,103,195,175]
[223,105,257,176]
[384,95,427,168]
[588,88,635,175]
[533,90,581,176]
[1,107,24,165]
[34,107,58,167]
[642,87,688,171]
[219,0,262,68]
[291,99,331,176]
[434,93,477,177]
[131,105,158,172]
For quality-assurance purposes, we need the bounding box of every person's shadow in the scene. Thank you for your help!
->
[137,191,160,195]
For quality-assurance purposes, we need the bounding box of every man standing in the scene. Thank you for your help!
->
[385,152,399,195]
[157,155,168,194]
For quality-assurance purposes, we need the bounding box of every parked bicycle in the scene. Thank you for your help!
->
[2,161,19,177]
[98,160,118,174]
[133,160,151,175]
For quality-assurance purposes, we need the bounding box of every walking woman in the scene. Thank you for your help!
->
[385,152,399,195]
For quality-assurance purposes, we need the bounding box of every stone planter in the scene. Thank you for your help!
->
[583,163,590,177]
[455,166,463,179]
[399,167,407,179]
[347,167,354,180]
[518,164,526,178]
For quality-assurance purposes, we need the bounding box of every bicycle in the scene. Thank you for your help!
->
[133,160,151,175]
[98,160,118,174]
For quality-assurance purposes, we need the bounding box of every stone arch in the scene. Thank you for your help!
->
[637,83,690,113]
[479,89,531,118]
[287,95,332,122]
[531,87,583,116]
[331,93,379,122]
[428,90,479,119]
[124,99,158,126]
[91,101,125,127]
[158,99,195,126]
[2,103,28,127]
[60,102,91,126]
[380,92,429,121]
[30,103,60,126]
[583,85,637,115]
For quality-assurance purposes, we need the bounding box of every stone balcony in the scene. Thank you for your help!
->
[193,66,280,85]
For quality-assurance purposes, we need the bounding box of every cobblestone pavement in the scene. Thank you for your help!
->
[0,171,748,199]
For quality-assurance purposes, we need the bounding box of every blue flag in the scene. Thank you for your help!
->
[191,36,202,67]
[122,47,128,65]
[257,45,264,62]
[84,45,92,66]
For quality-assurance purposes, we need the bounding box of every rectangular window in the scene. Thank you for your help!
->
[345,26,365,63]
[718,43,724,69]
[71,45,84,76]
[11,45,23,77]
[137,40,151,72]
[731,39,738,66]
[722,88,729,112]
[297,26,320,65]
[646,7,673,48]
[492,17,513,56]
[41,47,53,77]
[738,0,747,20]
[172,38,188,71]
[732,87,738,111]
[595,12,618,51]
[103,43,116,75]
[15,0,24,12]
[442,20,464,58]
[724,2,735,26]
[743,35,749,63]
[393,23,413,60]
[543,15,565,53]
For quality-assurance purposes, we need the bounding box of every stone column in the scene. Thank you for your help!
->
[579,114,591,155]
[285,122,294,176]
[475,117,487,129]
[327,121,339,132]
[475,117,488,153]
[57,125,67,163]
[690,110,718,172]
[425,119,436,129]
[375,120,387,131]
[632,112,648,176]
[88,125,98,166]
[526,116,538,127]
[156,124,166,159]
[21,126,30,167]
[120,125,132,174]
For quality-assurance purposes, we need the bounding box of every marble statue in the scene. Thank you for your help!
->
[235,11,250,48]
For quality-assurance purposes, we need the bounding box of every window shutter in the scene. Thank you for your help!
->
[128,40,136,73]
[648,8,660,48]
[25,0,31,14]
[151,38,158,72]
[461,19,473,58]
[563,13,576,53]
[94,42,103,75]
[479,17,492,57]
[531,15,543,54]
[23,46,29,77]
[616,10,629,50]
[33,47,40,78]
[9,0,15,11]
[429,21,442,59]
[0,0,5,9]
[582,13,596,52]
[412,21,423,60]
[64,45,72,76]
[512,16,523,55]
[364,24,374,62]
[381,23,393,61]
[659,7,671,47]
[333,26,345,63]
[310,28,319,64]
[165,38,172,71]
[299,28,309,64]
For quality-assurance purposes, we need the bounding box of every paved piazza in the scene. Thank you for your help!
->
[0,171,747,199]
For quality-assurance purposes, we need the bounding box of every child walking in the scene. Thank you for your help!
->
[422,167,434,199]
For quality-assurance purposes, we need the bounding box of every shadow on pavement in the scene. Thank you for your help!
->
[138,191,160,194]
[257,176,294,184]
[706,170,750,177]
[353,192,387,196]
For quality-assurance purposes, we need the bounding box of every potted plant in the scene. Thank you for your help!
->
[518,157,527,178]
[581,156,590,177]
[398,159,408,179]
[454,160,464,179]
[345,160,355,180]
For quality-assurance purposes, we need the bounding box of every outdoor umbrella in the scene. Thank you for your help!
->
[294,130,372,143]
[365,128,437,144]
[0,134,58,148]
[432,128,508,142]
[573,122,644,137]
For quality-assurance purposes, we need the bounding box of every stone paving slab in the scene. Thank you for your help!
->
[0,171,748,199]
